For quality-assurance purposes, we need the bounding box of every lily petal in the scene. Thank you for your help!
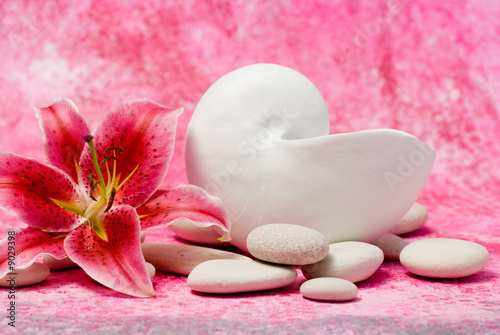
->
[64,205,154,297]
[0,152,86,232]
[35,98,91,183]
[136,184,231,242]
[78,99,182,207]
[0,227,67,277]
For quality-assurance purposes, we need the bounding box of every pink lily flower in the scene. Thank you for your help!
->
[0,98,231,297]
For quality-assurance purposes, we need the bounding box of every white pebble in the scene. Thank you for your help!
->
[141,243,251,276]
[145,262,155,278]
[300,277,358,301]
[43,255,78,270]
[187,259,297,294]
[400,238,489,278]
[301,241,384,283]
[372,233,408,261]
[389,203,428,235]
[246,223,329,265]
[0,262,50,287]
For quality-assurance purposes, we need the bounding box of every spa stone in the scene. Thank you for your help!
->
[187,259,297,294]
[246,223,329,265]
[400,238,489,278]
[301,241,384,283]
[300,277,358,301]
[0,262,50,287]
[372,233,408,261]
[390,203,428,235]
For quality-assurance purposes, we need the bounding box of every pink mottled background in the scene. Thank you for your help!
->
[0,0,499,334]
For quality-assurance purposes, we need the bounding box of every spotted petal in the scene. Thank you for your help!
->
[0,227,67,277]
[64,205,154,297]
[0,152,86,232]
[78,99,182,208]
[136,184,231,241]
[35,98,91,183]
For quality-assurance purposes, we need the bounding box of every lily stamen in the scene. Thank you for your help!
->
[88,173,98,201]
[116,164,141,191]
[105,188,116,213]
[84,136,140,215]
[104,146,124,156]
[99,156,117,169]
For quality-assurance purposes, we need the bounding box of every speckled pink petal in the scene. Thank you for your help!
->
[0,152,86,232]
[78,99,182,208]
[0,227,67,278]
[64,205,154,297]
[35,98,91,183]
[136,184,231,241]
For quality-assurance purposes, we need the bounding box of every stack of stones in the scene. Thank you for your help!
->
[185,202,489,301]
[1,203,490,303]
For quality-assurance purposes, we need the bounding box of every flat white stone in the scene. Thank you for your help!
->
[246,223,329,265]
[400,238,489,278]
[301,241,384,283]
[0,262,50,287]
[187,259,297,294]
[141,243,251,276]
[146,262,155,278]
[372,233,408,261]
[300,277,358,301]
[43,255,78,270]
[389,203,428,235]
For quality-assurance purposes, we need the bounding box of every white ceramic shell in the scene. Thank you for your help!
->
[185,63,435,252]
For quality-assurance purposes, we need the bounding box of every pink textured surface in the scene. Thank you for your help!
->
[0,0,499,334]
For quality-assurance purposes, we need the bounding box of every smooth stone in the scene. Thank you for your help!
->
[372,233,408,261]
[141,243,251,276]
[43,255,78,270]
[389,203,428,235]
[301,241,384,283]
[146,262,155,278]
[0,262,50,287]
[300,277,358,301]
[246,223,329,265]
[400,238,489,278]
[187,259,297,294]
